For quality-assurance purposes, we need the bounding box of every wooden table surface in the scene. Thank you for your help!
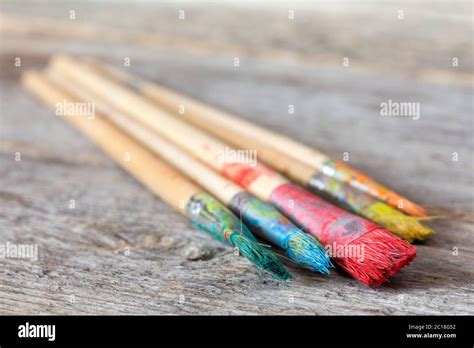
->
[0,1,473,315]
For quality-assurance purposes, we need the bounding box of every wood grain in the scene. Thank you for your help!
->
[0,1,472,315]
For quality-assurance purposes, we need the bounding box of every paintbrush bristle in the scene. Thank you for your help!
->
[308,174,431,243]
[230,234,293,281]
[363,202,431,243]
[335,229,416,287]
[187,192,291,280]
[286,231,333,273]
[229,191,332,274]
[269,183,417,286]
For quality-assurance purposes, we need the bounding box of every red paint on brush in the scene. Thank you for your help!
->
[221,164,273,188]
[269,183,416,286]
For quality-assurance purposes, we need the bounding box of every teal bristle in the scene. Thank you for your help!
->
[230,234,293,281]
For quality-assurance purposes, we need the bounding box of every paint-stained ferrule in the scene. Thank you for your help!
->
[320,159,426,217]
[309,173,431,242]
[309,172,373,213]
[320,160,376,194]
[186,192,292,280]
[229,191,296,247]
[186,192,251,245]
[229,191,332,273]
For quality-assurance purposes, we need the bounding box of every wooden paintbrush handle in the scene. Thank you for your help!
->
[50,55,224,172]
[76,56,328,168]
[46,68,243,205]
[48,55,288,201]
[22,71,198,214]
[78,57,316,184]
[138,80,329,167]
[21,70,294,281]
[74,57,426,217]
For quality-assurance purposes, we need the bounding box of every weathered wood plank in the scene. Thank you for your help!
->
[0,1,472,315]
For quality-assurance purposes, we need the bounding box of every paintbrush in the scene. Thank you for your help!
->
[73,58,425,218]
[22,70,292,281]
[49,55,417,286]
[45,67,332,274]
[74,59,431,243]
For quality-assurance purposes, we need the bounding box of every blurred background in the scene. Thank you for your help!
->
[1,0,472,210]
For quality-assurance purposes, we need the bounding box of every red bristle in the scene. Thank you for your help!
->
[269,183,417,286]
[335,229,416,286]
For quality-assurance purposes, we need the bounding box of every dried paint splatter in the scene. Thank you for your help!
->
[221,163,273,188]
